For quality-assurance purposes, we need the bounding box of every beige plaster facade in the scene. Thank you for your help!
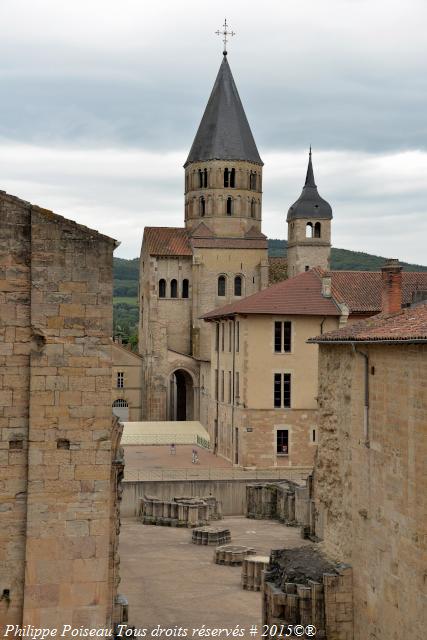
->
[0,191,125,634]
[314,342,427,640]
[112,341,143,421]
[204,313,340,467]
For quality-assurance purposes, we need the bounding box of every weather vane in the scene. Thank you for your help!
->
[215,19,235,56]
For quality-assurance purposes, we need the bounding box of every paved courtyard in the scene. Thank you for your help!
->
[123,444,232,473]
[120,515,309,634]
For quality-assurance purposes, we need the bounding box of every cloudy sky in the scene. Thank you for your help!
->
[0,0,426,263]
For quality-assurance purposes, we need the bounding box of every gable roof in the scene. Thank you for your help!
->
[185,56,262,167]
[328,270,427,313]
[309,302,427,343]
[202,270,340,320]
[143,227,192,257]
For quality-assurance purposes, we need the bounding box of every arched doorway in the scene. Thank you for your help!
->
[112,399,129,421]
[169,369,194,421]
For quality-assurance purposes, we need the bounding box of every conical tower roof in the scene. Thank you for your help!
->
[287,149,333,221]
[185,56,262,167]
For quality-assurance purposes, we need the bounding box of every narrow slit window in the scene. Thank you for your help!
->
[200,196,206,216]
[224,168,229,188]
[203,168,208,188]
[229,323,232,352]
[234,275,242,296]
[226,197,233,215]
[230,168,236,188]
[198,169,203,188]
[236,321,240,353]
[215,324,219,351]
[182,279,189,298]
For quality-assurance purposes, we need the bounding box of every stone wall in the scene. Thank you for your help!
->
[0,191,123,634]
[315,343,427,640]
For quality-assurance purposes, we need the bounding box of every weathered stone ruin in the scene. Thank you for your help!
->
[191,526,231,545]
[0,191,125,634]
[262,547,353,639]
[139,495,222,528]
[213,544,256,565]
[241,555,270,592]
[246,478,314,532]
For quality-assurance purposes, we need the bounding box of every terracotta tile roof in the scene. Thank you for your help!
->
[189,222,214,238]
[269,257,287,284]
[309,301,427,343]
[191,237,267,249]
[326,270,427,313]
[143,227,192,256]
[202,269,340,319]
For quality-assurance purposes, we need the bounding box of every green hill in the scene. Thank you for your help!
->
[113,243,426,340]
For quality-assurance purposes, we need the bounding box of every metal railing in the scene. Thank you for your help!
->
[123,466,312,483]
[121,433,210,447]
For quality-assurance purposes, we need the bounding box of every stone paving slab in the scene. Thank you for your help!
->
[119,515,310,635]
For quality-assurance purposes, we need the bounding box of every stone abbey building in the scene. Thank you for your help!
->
[138,53,332,427]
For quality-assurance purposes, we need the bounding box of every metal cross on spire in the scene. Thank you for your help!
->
[215,19,235,56]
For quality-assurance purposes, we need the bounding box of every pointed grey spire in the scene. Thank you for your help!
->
[305,146,316,187]
[184,56,262,167]
[287,148,333,221]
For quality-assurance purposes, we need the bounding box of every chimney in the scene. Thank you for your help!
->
[381,259,402,313]
[321,276,332,298]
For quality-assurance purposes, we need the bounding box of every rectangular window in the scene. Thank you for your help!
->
[273,373,292,408]
[215,324,219,351]
[274,373,281,408]
[215,370,218,400]
[228,371,232,404]
[283,373,291,408]
[221,370,225,402]
[276,429,289,455]
[221,323,225,351]
[117,372,124,388]
[274,321,292,353]
[236,321,240,353]
[312,428,316,443]
[229,323,232,352]
[235,372,240,400]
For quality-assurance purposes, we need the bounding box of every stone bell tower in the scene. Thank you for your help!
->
[286,149,333,277]
[184,54,264,238]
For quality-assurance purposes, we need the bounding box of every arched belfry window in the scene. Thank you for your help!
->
[234,276,242,296]
[250,172,257,190]
[250,198,256,218]
[182,279,189,298]
[203,168,208,188]
[159,279,166,298]
[224,168,229,188]
[200,196,206,217]
[226,197,233,215]
[306,222,313,238]
[218,275,226,297]
[198,170,203,188]
[314,222,321,238]
[230,168,236,188]
[170,279,178,298]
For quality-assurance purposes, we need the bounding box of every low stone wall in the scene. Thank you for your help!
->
[263,547,353,639]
